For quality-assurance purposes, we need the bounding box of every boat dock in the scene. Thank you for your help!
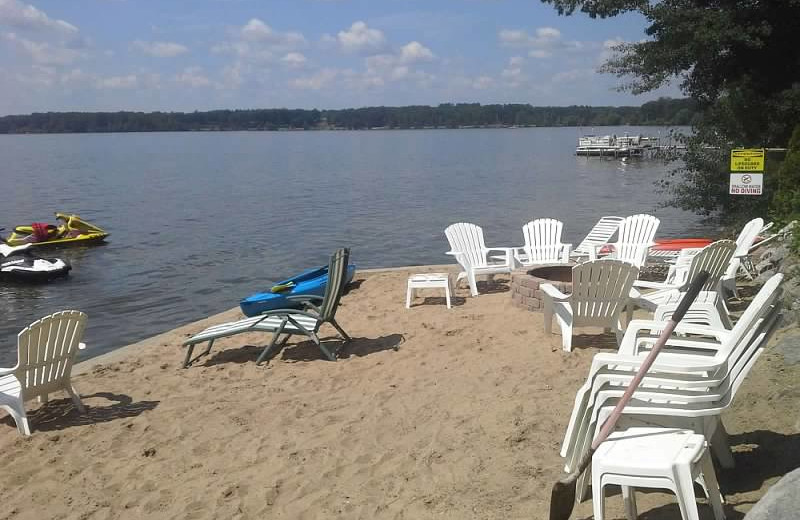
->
[576,133,682,158]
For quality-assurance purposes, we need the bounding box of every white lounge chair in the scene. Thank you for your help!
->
[445,222,513,297]
[183,248,352,366]
[606,214,660,268]
[542,259,639,352]
[514,218,571,266]
[0,310,88,436]
[571,216,625,260]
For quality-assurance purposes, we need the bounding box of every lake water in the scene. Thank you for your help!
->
[0,127,712,364]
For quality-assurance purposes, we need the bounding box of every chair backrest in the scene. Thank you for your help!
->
[15,310,87,401]
[571,259,640,327]
[721,273,783,363]
[445,222,488,269]
[612,214,660,267]
[725,217,764,278]
[521,218,566,263]
[574,216,625,256]
[318,248,350,322]
[677,240,736,291]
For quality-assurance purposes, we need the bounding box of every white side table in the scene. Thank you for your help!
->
[406,273,452,309]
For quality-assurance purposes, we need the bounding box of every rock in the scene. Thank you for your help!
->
[773,331,800,366]
[744,467,800,520]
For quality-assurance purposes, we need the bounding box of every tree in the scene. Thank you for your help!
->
[541,0,800,219]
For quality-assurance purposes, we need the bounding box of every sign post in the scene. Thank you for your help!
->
[729,148,764,195]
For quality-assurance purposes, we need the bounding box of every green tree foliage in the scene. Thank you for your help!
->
[771,125,800,225]
[0,98,697,134]
[541,0,800,220]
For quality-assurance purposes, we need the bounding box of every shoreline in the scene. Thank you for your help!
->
[73,263,457,374]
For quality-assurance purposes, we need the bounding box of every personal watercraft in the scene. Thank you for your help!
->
[4,213,109,247]
[0,242,71,282]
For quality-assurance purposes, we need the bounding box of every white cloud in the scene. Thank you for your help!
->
[133,40,188,58]
[281,51,306,67]
[552,68,594,83]
[499,26,580,58]
[4,32,85,65]
[337,21,387,54]
[0,0,77,34]
[509,56,524,67]
[399,41,433,63]
[174,66,211,87]
[239,18,305,47]
[96,74,138,89]
[290,68,338,90]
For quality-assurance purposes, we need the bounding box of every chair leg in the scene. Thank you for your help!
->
[543,301,554,336]
[66,384,86,414]
[467,271,479,297]
[710,421,735,469]
[621,485,638,520]
[699,451,727,520]
[311,331,337,361]
[330,319,351,342]
[406,283,413,309]
[256,318,288,365]
[1,401,31,436]
[182,343,196,368]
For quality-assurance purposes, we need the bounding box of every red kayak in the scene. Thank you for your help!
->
[599,238,713,255]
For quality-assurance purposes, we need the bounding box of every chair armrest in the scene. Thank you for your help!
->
[0,367,16,376]
[592,352,721,373]
[78,342,87,350]
[286,295,323,313]
[252,308,321,325]
[625,319,729,341]
[484,247,512,258]
[633,280,679,290]
[541,282,569,301]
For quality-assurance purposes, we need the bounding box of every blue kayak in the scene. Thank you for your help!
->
[239,264,356,317]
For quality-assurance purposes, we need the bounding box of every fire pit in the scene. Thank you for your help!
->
[510,264,573,311]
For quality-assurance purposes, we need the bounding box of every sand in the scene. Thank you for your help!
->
[1,267,798,520]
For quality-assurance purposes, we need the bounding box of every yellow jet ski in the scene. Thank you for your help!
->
[5,213,109,247]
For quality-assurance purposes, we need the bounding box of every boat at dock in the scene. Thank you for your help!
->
[576,133,659,157]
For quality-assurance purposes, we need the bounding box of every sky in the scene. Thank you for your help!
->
[0,0,682,115]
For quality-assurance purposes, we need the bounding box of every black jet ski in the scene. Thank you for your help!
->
[0,239,71,283]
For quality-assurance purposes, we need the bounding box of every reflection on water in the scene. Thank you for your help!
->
[0,127,714,364]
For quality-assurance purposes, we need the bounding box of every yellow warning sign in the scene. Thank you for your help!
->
[731,149,765,172]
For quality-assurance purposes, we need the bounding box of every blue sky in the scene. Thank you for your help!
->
[0,0,681,115]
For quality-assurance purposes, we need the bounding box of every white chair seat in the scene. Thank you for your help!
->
[593,427,725,520]
[0,374,22,398]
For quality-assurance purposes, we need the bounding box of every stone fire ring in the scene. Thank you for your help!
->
[510,264,573,312]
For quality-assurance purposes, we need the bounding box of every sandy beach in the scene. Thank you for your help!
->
[1,266,798,520]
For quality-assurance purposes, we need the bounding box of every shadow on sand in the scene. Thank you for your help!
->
[1,392,159,433]
[201,333,405,366]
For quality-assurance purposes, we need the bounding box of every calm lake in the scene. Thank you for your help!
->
[1,127,712,364]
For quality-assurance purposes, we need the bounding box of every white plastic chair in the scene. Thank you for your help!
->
[561,276,782,500]
[571,216,625,260]
[445,222,513,297]
[542,259,639,352]
[721,218,763,297]
[0,310,88,436]
[592,427,725,520]
[630,240,736,326]
[607,214,660,268]
[514,218,571,266]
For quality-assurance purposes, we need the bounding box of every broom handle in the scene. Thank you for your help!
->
[590,271,710,450]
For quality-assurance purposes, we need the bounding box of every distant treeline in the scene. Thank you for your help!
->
[0,97,698,134]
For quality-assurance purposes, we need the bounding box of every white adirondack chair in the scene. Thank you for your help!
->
[571,216,625,260]
[607,214,660,268]
[445,223,513,297]
[514,218,571,266]
[631,240,736,326]
[542,259,639,352]
[721,217,763,297]
[0,310,88,436]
